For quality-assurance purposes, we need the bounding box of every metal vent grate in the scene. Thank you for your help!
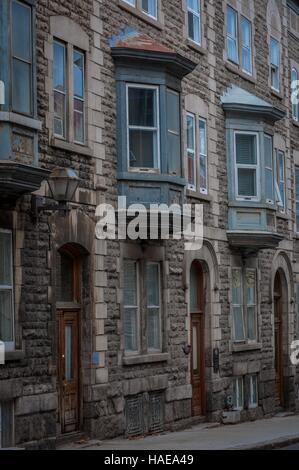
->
[149,392,164,434]
[125,395,144,437]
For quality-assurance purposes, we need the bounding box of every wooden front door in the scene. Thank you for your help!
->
[274,272,284,407]
[57,310,80,433]
[190,262,205,416]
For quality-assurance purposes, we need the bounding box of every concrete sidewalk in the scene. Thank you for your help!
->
[59,413,299,450]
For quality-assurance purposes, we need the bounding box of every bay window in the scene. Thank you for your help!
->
[12,0,33,116]
[235,132,259,201]
[270,37,280,92]
[187,113,208,194]
[0,230,14,351]
[123,259,162,355]
[187,0,201,45]
[232,268,257,343]
[53,40,85,144]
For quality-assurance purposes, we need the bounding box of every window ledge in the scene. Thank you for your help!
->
[123,353,169,366]
[186,190,212,202]
[232,343,262,353]
[276,211,289,220]
[4,350,25,362]
[292,119,299,128]
[0,112,42,131]
[118,0,164,30]
[51,138,93,157]
[225,62,256,84]
[186,39,207,56]
[271,88,283,100]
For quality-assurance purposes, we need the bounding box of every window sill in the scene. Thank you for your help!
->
[51,138,93,157]
[276,211,289,220]
[123,352,169,366]
[186,190,212,203]
[118,0,164,30]
[292,119,299,128]
[225,62,256,84]
[270,88,283,100]
[4,350,25,362]
[232,343,262,353]
[186,39,207,56]
[0,112,42,131]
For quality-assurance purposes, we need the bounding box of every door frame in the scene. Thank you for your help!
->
[56,245,83,435]
[190,261,206,417]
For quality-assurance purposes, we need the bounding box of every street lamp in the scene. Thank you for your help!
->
[31,167,80,222]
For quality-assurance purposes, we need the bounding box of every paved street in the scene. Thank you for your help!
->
[59,414,299,451]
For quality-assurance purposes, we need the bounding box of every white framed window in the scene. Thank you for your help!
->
[146,262,162,352]
[187,113,196,191]
[241,16,252,75]
[0,230,14,352]
[126,84,160,172]
[296,167,299,233]
[123,259,163,355]
[227,5,239,64]
[123,260,139,354]
[142,0,157,19]
[232,268,257,343]
[264,135,274,204]
[249,375,258,408]
[187,0,201,45]
[53,40,85,144]
[270,36,280,92]
[276,150,285,211]
[291,67,299,122]
[186,113,208,194]
[0,402,14,448]
[233,377,244,410]
[234,132,259,201]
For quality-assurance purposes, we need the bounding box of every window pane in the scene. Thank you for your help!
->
[188,152,195,186]
[0,291,13,342]
[142,0,157,17]
[54,91,66,137]
[247,306,256,341]
[278,152,285,208]
[188,0,200,13]
[124,261,137,306]
[0,232,12,286]
[236,134,257,165]
[227,37,238,63]
[227,7,238,63]
[148,308,160,350]
[238,168,256,197]
[124,308,138,352]
[128,88,156,127]
[59,253,74,302]
[190,264,199,310]
[12,0,32,61]
[188,12,201,43]
[187,114,195,150]
[167,91,180,133]
[74,109,84,143]
[266,169,274,202]
[233,307,245,341]
[241,17,252,73]
[292,68,299,120]
[168,132,181,175]
[270,37,279,66]
[246,270,256,305]
[73,50,84,99]
[192,325,198,371]
[64,325,73,381]
[233,377,243,409]
[232,269,242,304]
[199,120,206,155]
[12,59,31,114]
[250,375,258,406]
[147,263,160,307]
[53,42,66,92]
[129,129,158,168]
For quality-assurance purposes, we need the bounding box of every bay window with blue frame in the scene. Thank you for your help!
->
[111,35,196,208]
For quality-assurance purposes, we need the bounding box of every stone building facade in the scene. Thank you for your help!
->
[0,0,299,448]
